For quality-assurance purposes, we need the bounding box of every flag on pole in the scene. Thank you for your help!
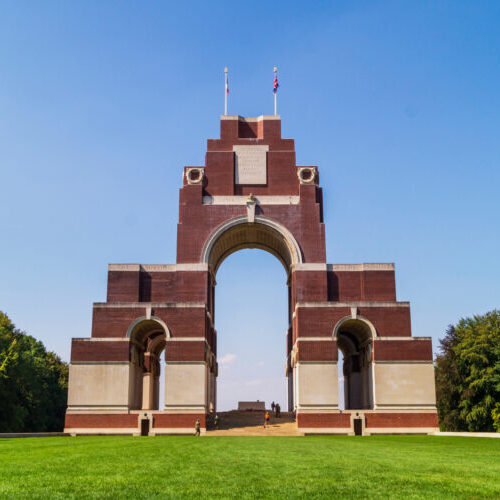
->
[273,69,279,94]
[224,67,229,115]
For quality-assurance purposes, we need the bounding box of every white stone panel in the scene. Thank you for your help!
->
[233,145,268,184]
[374,363,436,407]
[164,363,207,408]
[296,362,338,408]
[68,363,130,408]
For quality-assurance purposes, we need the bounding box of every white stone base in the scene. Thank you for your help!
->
[365,427,438,435]
[151,428,206,435]
[65,428,136,435]
[299,427,351,435]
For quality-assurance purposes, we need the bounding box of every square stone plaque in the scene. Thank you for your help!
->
[233,145,269,184]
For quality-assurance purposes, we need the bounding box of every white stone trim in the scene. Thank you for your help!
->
[66,408,131,413]
[293,263,327,271]
[69,362,130,367]
[373,403,437,410]
[327,263,395,271]
[166,337,206,342]
[220,115,280,121]
[297,167,316,185]
[108,264,208,272]
[72,338,129,342]
[108,264,141,271]
[295,337,336,342]
[185,167,204,185]
[202,195,299,205]
[333,315,377,339]
[126,316,171,339]
[296,301,410,309]
[373,361,434,365]
[93,302,206,309]
[375,337,431,341]
[174,263,209,271]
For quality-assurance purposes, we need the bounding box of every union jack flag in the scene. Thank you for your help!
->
[273,73,279,94]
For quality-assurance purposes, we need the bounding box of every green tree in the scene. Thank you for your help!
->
[435,310,500,432]
[0,312,68,432]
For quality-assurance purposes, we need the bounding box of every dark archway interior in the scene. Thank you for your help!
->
[209,222,295,276]
[129,320,167,411]
[337,319,374,410]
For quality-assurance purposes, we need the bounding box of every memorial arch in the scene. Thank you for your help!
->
[65,114,438,435]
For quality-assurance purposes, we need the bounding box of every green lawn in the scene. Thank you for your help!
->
[0,436,499,498]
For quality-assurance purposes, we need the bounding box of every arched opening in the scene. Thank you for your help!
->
[128,318,168,410]
[215,249,288,412]
[335,318,374,410]
[203,217,300,416]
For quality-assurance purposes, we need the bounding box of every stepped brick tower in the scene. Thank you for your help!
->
[65,115,439,436]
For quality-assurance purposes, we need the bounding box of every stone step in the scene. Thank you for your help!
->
[206,411,300,435]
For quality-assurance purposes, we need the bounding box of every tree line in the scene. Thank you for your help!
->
[435,309,500,432]
[0,312,68,432]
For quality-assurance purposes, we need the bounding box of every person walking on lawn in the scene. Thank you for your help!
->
[195,419,201,436]
[264,411,270,428]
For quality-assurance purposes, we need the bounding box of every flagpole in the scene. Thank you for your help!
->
[224,67,228,115]
[274,67,277,116]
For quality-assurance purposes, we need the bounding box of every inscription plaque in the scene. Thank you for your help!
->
[233,145,269,184]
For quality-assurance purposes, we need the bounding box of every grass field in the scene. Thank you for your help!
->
[0,435,499,498]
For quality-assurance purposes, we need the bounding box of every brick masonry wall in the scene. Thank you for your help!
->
[71,339,129,362]
[91,306,207,338]
[297,413,351,428]
[153,413,206,429]
[65,413,138,428]
[373,339,433,361]
[296,340,338,362]
[327,271,396,301]
[295,305,412,339]
[164,341,206,362]
[107,271,140,302]
[365,413,439,428]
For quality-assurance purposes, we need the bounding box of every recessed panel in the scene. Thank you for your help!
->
[233,145,268,184]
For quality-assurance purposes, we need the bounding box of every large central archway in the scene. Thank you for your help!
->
[203,216,301,413]
[201,216,303,276]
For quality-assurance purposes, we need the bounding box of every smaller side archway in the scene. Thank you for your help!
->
[333,317,375,410]
[127,317,169,410]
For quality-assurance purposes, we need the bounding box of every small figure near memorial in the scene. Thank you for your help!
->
[264,411,270,428]
[214,414,219,430]
[195,419,200,436]
[271,401,276,413]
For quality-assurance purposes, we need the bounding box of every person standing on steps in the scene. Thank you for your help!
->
[195,419,200,436]
[214,414,219,430]
[271,401,276,413]
[264,411,270,428]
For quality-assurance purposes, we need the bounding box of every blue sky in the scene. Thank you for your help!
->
[1,1,499,410]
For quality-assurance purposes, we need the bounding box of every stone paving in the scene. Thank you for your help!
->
[206,411,304,436]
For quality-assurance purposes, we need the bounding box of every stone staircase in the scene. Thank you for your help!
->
[206,411,303,436]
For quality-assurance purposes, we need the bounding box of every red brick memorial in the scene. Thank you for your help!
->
[65,115,438,435]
